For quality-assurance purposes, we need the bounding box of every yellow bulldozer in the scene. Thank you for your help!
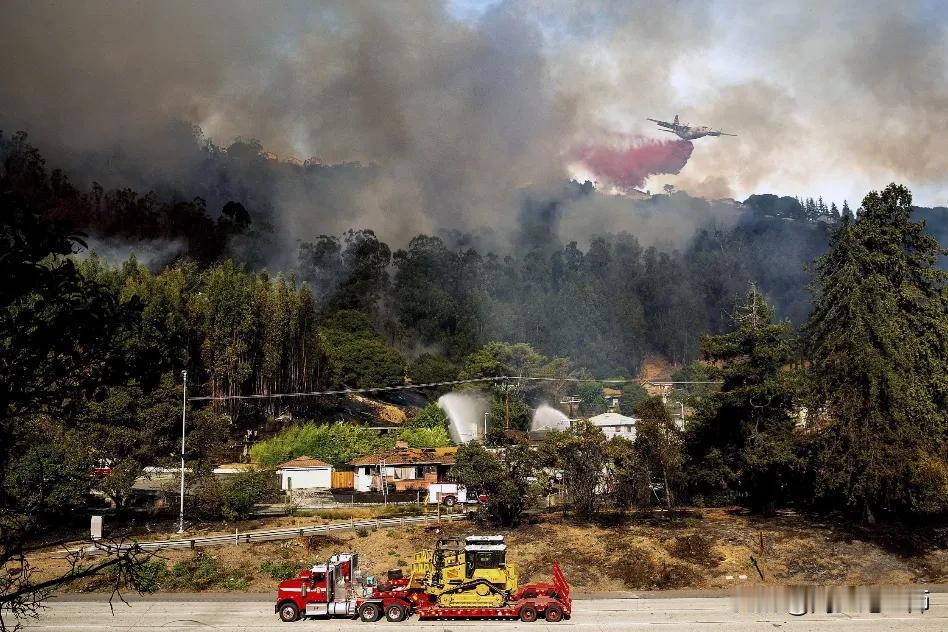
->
[409,535,518,607]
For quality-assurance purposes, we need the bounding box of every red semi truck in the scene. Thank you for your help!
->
[274,553,417,622]
[274,543,571,623]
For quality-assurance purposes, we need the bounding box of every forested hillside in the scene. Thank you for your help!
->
[0,131,851,377]
[3,130,947,529]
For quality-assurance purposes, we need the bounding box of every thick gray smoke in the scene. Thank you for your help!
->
[0,1,571,251]
[1,0,945,254]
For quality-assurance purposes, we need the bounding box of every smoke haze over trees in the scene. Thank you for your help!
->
[1,132,854,377]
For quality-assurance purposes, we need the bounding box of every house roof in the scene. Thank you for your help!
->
[350,447,458,467]
[588,412,637,427]
[276,456,332,470]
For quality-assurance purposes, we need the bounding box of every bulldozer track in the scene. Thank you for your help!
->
[433,578,511,606]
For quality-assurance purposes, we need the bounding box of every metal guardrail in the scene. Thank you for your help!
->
[85,512,468,556]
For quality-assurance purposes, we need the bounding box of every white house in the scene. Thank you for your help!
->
[275,456,333,491]
[350,447,457,493]
[588,412,637,439]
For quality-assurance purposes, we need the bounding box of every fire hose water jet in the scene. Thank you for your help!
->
[437,392,489,444]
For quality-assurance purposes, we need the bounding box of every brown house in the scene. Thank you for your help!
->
[350,447,457,492]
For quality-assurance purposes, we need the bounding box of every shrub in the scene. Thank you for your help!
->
[221,470,278,521]
[170,553,225,590]
[134,560,170,592]
[398,426,451,448]
[376,503,424,517]
[190,475,226,519]
[260,560,298,581]
[404,402,450,429]
[221,576,249,591]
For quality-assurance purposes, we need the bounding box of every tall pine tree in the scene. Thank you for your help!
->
[805,184,948,520]
[841,200,854,221]
[685,285,802,514]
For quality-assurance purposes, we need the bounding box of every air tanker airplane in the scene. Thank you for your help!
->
[647,115,737,140]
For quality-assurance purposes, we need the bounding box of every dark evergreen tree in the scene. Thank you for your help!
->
[841,200,854,221]
[805,184,948,520]
[684,285,802,513]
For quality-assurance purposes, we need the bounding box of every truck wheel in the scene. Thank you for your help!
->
[443,495,457,507]
[519,605,538,622]
[545,604,564,622]
[385,603,406,622]
[359,603,382,622]
[278,602,300,622]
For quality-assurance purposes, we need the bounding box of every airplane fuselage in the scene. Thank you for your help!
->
[672,126,720,140]
[649,116,735,140]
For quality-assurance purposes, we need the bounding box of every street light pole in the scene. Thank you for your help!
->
[178,370,187,534]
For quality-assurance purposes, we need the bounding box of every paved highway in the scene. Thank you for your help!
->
[16,593,947,631]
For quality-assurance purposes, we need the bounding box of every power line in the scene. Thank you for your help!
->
[187,375,723,402]
[187,377,506,402]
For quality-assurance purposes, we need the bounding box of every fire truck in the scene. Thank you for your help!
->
[274,535,571,623]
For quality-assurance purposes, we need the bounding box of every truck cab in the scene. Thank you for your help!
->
[275,553,362,622]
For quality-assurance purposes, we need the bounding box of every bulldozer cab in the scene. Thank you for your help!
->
[464,535,507,578]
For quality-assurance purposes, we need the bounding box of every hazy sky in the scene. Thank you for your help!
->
[2,0,946,210]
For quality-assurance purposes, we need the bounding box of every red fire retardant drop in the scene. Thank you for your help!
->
[574,137,694,192]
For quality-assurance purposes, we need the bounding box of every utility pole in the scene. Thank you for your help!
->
[178,370,187,534]
[497,381,514,431]
[379,457,388,505]
[504,390,510,431]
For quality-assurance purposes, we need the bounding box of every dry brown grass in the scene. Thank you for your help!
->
[23,507,948,594]
[667,533,724,568]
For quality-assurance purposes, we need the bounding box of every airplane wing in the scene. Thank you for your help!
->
[647,118,674,129]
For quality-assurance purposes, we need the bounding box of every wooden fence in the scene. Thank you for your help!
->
[331,470,354,489]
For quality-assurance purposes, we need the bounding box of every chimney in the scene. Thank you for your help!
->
[395,439,409,449]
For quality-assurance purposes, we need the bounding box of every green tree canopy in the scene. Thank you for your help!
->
[618,382,648,416]
[408,353,458,387]
[539,419,609,517]
[318,310,405,388]
[249,422,393,467]
[450,441,536,526]
[632,397,685,508]
[404,402,449,430]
